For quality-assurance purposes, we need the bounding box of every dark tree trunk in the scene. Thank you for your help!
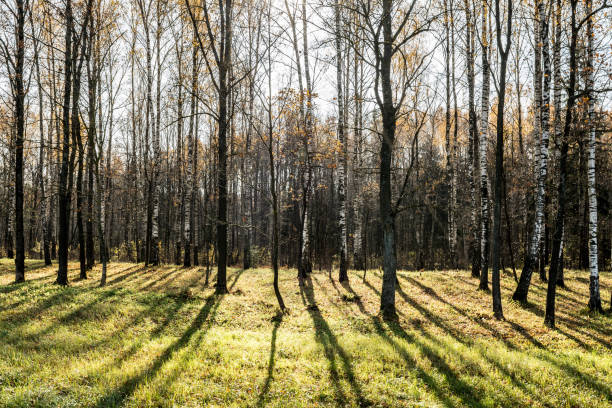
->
[57,0,74,286]
[545,0,577,327]
[214,0,233,295]
[13,0,26,283]
[378,0,397,320]
[491,0,512,320]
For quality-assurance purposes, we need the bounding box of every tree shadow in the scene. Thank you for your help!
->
[299,276,369,407]
[340,279,368,315]
[94,293,224,407]
[229,268,245,291]
[140,267,182,291]
[257,312,283,407]
[370,316,487,408]
[367,273,612,404]
[104,265,147,286]
[402,276,546,349]
[15,289,121,344]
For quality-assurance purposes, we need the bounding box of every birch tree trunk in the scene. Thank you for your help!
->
[335,0,348,282]
[298,0,313,280]
[86,23,99,271]
[552,0,564,287]
[585,0,602,312]
[514,0,552,302]
[444,0,452,266]
[450,2,458,268]
[184,45,197,268]
[352,14,364,271]
[479,0,491,291]
[544,0,579,327]
[97,144,108,287]
[175,33,185,266]
[150,2,163,265]
[464,0,480,277]
[32,16,51,266]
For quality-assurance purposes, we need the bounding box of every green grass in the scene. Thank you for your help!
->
[0,258,610,407]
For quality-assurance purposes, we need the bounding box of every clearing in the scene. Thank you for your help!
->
[0,259,610,407]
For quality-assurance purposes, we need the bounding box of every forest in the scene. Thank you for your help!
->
[0,0,611,406]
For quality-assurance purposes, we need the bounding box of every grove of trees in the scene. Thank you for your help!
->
[0,0,610,327]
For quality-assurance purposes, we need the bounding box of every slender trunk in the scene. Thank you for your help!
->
[335,0,348,282]
[298,0,313,279]
[491,0,512,319]
[464,0,480,277]
[545,0,578,327]
[150,3,162,265]
[215,0,233,294]
[585,0,602,312]
[13,0,26,282]
[479,0,491,291]
[57,0,74,285]
[97,148,107,286]
[514,0,552,301]
[32,13,51,266]
[379,0,397,320]
[552,0,564,288]
[184,46,197,268]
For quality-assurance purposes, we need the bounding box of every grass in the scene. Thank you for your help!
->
[0,258,610,407]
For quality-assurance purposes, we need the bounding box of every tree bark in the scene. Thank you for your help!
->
[479,0,491,291]
[464,0,480,277]
[335,0,348,282]
[491,0,512,320]
[13,0,26,282]
[585,0,602,312]
[514,0,552,302]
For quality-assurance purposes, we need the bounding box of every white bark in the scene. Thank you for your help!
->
[526,0,552,273]
[335,0,348,278]
[586,0,600,310]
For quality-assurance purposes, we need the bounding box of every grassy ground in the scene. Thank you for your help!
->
[0,258,610,407]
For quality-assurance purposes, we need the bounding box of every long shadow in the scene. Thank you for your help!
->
[299,276,369,407]
[371,317,487,408]
[94,293,224,407]
[340,280,368,315]
[136,268,246,400]
[362,277,526,406]
[105,265,147,286]
[402,276,546,350]
[257,313,283,407]
[507,293,609,349]
[0,260,48,276]
[0,283,27,294]
[140,267,182,291]
[403,279,612,403]
[535,350,612,403]
[229,268,245,291]
[392,282,540,403]
[384,275,612,403]
[309,275,360,317]
[0,262,54,291]
[2,285,80,327]
[77,292,201,386]
[14,289,121,344]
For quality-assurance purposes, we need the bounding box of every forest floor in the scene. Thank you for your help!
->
[0,259,610,407]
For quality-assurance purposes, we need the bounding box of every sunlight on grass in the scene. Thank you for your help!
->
[0,258,610,407]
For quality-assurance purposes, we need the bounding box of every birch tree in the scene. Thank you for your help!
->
[335,0,348,282]
[479,0,491,291]
[514,0,553,302]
